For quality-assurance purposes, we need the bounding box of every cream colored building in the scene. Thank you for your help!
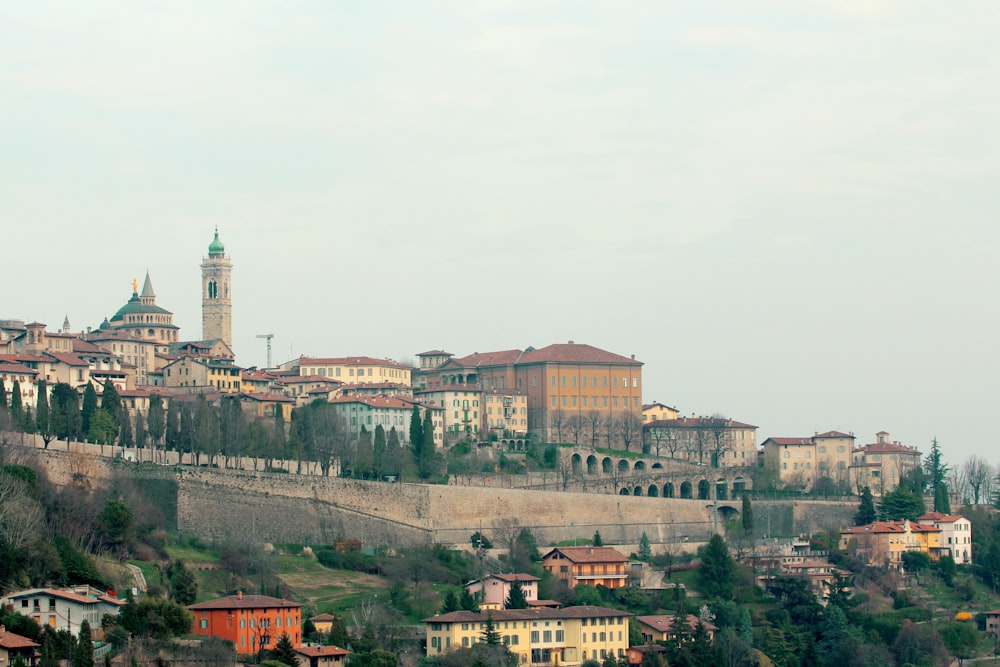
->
[851,432,922,495]
[761,430,855,492]
[643,417,757,467]
[287,356,412,386]
[423,606,632,665]
[414,385,484,440]
[162,356,243,393]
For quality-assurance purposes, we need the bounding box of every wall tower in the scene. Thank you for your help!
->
[201,228,233,350]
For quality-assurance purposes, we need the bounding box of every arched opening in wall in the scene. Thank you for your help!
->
[647,485,659,497]
[618,460,630,475]
[633,486,643,496]
[716,481,728,500]
[602,458,613,474]
[634,460,646,472]
[680,481,692,499]
[664,482,675,498]
[698,479,710,500]
[516,439,526,451]
[619,488,630,495]
[572,454,583,474]
[732,477,746,496]
[651,462,663,469]
[717,505,740,523]
[587,455,598,475]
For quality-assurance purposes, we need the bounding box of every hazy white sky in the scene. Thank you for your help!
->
[3,2,998,464]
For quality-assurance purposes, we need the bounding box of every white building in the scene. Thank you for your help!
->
[918,512,973,565]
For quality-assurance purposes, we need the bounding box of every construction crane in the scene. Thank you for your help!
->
[256,333,274,368]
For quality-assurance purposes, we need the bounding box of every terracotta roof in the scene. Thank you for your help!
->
[814,430,854,439]
[423,606,631,624]
[4,588,123,606]
[416,350,452,356]
[860,442,921,455]
[635,614,717,633]
[0,629,39,650]
[841,520,940,535]
[309,613,338,622]
[328,396,414,409]
[448,349,523,368]
[0,362,37,375]
[44,351,89,366]
[763,437,813,446]
[282,375,334,385]
[296,646,350,658]
[188,594,302,611]
[520,342,641,366]
[542,546,629,564]
[241,392,294,403]
[647,418,758,430]
[917,512,965,524]
[488,573,540,583]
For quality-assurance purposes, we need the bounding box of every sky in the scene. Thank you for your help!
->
[3,2,998,465]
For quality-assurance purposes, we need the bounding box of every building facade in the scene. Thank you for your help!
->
[541,547,629,590]
[644,417,758,468]
[188,593,302,656]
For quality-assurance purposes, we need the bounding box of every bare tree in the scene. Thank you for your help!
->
[617,413,642,452]
[586,411,602,447]
[566,415,584,446]
[708,416,732,468]
[0,472,44,552]
[492,517,523,553]
[604,417,618,449]
[962,455,993,505]
[949,467,970,505]
[689,421,711,465]
[645,420,675,457]
[549,411,566,445]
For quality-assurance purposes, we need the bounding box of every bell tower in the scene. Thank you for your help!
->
[201,227,233,350]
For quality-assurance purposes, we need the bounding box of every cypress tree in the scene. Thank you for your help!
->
[147,394,165,447]
[8,380,22,429]
[854,486,877,525]
[36,380,52,446]
[742,494,754,532]
[100,379,122,432]
[73,619,94,667]
[81,383,98,439]
[638,532,652,562]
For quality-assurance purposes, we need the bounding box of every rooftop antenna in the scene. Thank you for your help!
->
[256,333,274,368]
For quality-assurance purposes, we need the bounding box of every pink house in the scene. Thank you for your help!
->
[465,574,540,610]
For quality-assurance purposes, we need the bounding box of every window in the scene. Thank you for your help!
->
[555,630,564,642]
[632,377,638,387]
[200,619,208,629]
[561,376,567,386]
[571,376,576,387]
[543,630,552,642]
[531,631,539,643]
[462,637,469,648]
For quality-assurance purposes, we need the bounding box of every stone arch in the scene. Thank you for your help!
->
[634,460,646,472]
[664,482,675,498]
[651,462,663,469]
[619,487,630,495]
[587,455,598,475]
[572,453,583,474]
[716,479,728,501]
[698,479,711,500]
[647,484,659,497]
[717,505,740,522]
[732,477,746,496]
[680,481,693,499]
[633,486,643,496]
[617,459,630,474]
[602,457,613,474]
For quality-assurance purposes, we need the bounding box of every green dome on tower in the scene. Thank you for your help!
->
[208,228,225,256]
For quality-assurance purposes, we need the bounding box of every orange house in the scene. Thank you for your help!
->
[188,592,302,655]
[541,546,629,589]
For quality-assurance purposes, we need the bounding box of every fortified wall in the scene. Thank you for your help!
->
[4,439,857,548]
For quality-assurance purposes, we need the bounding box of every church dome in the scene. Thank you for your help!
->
[208,229,225,256]
[110,292,171,322]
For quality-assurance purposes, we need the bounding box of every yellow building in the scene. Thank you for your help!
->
[423,606,632,665]
[761,431,855,492]
[644,417,758,467]
[162,356,243,393]
[291,356,412,386]
[641,402,679,423]
[839,519,942,570]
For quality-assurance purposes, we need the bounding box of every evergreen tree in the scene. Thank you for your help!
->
[854,486,877,525]
[72,619,93,667]
[165,401,181,452]
[385,427,403,477]
[459,588,479,611]
[373,424,386,479]
[9,380,24,429]
[100,379,122,434]
[638,532,652,562]
[87,409,116,446]
[355,427,374,479]
[879,480,925,521]
[592,531,604,546]
[118,410,134,449]
[50,383,81,442]
[80,383,98,439]
[167,560,198,605]
[925,437,951,514]
[147,394,166,448]
[695,534,734,600]
[0,378,6,413]
[35,380,52,446]
[269,633,298,667]
[481,614,502,646]
[505,580,528,609]
[441,590,460,613]
[409,406,425,475]
[326,616,351,648]
[741,494,754,532]
[179,403,195,456]
[134,413,147,454]
[422,410,436,474]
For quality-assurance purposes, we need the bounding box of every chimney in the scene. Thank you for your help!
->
[237,591,243,600]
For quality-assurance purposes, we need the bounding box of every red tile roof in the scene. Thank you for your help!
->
[0,629,39,650]
[296,646,350,658]
[648,418,758,430]
[488,573,540,583]
[423,606,631,624]
[416,350,452,356]
[542,546,629,564]
[814,430,854,439]
[519,342,642,366]
[635,614,718,633]
[188,594,302,611]
[917,512,965,524]
[449,349,523,368]
[841,520,940,535]
[299,356,409,369]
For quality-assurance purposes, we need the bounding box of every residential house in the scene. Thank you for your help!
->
[0,358,38,409]
[0,626,38,667]
[465,574,541,610]
[307,614,337,634]
[633,614,717,644]
[641,402,679,423]
[985,610,1000,636]
[541,547,629,590]
[0,587,124,640]
[851,432,922,495]
[239,392,295,421]
[761,431,855,492]
[839,520,943,570]
[918,512,973,565]
[188,592,302,656]
[295,645,350,667]
[423,606,632,665]
[162,356,243,393]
